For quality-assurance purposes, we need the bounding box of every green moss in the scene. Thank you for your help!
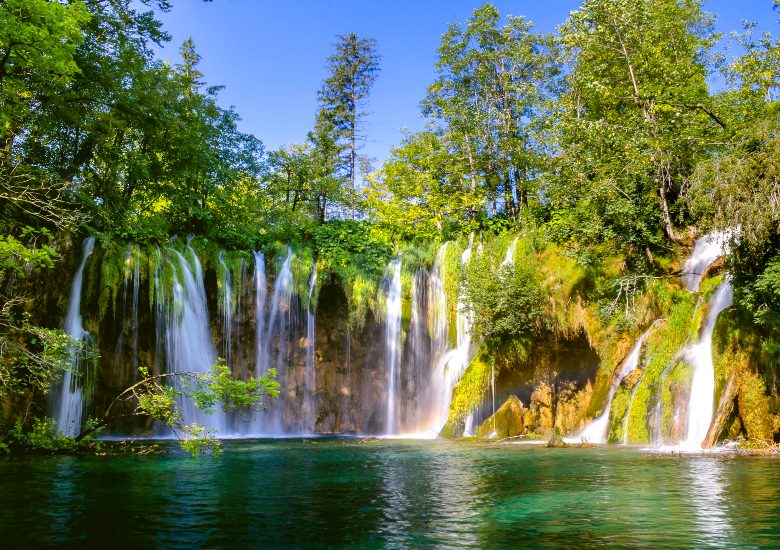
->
[448,344,491,426]
[738,370,774,444]
[477,395,525,438]
[623,284,697,443]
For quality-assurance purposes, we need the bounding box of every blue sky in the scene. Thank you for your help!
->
[149,1,779,168]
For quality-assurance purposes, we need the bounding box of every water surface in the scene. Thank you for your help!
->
[1,440,778,548]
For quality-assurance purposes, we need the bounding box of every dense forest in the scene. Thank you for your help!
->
[1,0,779,453]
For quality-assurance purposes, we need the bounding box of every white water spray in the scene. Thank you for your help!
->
[165,247,227,434]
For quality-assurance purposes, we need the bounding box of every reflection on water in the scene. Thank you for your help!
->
[1,441,780,547]
[688,458,731,546]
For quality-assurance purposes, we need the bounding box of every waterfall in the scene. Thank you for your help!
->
[253,251,267,373]
[218,251,233,364]
[579,323,657,443]
[52,236,96,436]
[115,245,141,384]
[258,247,295,435]
[423,236,476,435]
[501,236,519,268]
[164,246,226,434]
[682,278,733,449]
[403,268,428,431]
[130,247,140,377]
[304,263,317,431]
[681,231,730,292]
[382,257,403,435]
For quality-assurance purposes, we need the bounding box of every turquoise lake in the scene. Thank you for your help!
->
[1,439,779,548]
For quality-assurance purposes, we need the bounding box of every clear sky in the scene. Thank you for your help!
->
[148,1,779,168]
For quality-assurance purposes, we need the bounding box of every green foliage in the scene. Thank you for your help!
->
[5,417,100,455]
[94,363,280,457]
[551,0,720,268]
[313,221,393,326]
[448,345,491,427]
[463,247,548,342]
[316,32,380,219]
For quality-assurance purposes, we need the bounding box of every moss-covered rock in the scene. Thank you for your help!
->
[477,395,525,438]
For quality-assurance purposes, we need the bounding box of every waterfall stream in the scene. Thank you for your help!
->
[258,247,295,435]
[682,278,733,449]
[579,323,656,443]
[218,251,233,364]
[304,263,317,431]
[165,247,227,434]
[383,257,403,435]
[52,237,96,436]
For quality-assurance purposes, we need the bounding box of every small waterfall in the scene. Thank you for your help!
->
[218,251,233,364]
[52,236,96,436]
[501,236,519,268]
[115,245,141,384]
[382,257,403,434]
[403,268,428,431]
[304,263,317,431]
[579,323,656,443]
[129,247,140,377]
[682,231,730,292]
[165,247,226,434]
[258,247,295,435]
[682,278,733,449]
[253,251,267,373]
[424,236,476,435]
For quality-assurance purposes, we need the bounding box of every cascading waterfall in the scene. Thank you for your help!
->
[218,251,233,364]
[682,278,733,449]
[304,263,317,431]
[674,229,733,449]
[253,251,267,372]
[403,268,429,431]
[164,246,227,434]
[115,245,141,384]
[52,236,96,436]
[579,323,657,443]
[432,233,474,434]
[382,257,403,435]
[682,231,731,292]
[257,247,295,435]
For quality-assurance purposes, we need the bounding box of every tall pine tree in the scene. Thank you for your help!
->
[316,33,380,219]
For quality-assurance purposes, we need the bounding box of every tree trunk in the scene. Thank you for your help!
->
[657,160,683,244]
[702,372,739,449]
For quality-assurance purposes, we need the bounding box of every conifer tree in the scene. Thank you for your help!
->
[316,33,380,219]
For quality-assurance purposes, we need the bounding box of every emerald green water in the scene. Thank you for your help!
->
[1,440,779,548]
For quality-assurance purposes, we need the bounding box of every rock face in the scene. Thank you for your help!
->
[477,395,526,438]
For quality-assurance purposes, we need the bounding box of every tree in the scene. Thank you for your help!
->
[316,33,380,219]
[421,4,560,221]
[550,0,721,268]
[363,131,482,239]
[75,363,280,456]
[688,21,780,359]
